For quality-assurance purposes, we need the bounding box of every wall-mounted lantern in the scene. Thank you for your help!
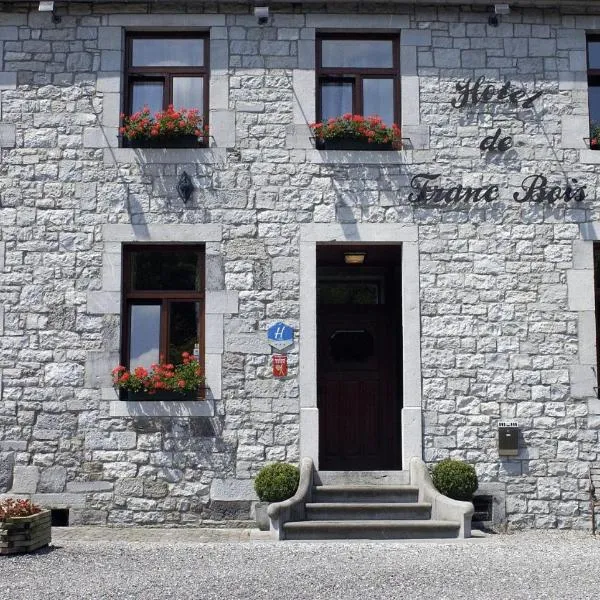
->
[177,171,194,203]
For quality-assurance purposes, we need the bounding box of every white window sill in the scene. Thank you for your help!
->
[103,147,227,165]
[109,399,214,417]
[306,149,411,165]
[580,149,600,164]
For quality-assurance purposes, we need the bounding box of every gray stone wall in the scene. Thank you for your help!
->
[0,2,598,528]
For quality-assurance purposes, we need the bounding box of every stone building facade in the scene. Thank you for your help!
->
[0,0,599,528]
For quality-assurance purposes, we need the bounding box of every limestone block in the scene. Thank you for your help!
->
[144,480,169,499]
[44,362,84,387]
[31,493,86,508]
[561,115,588,148]
[38,466,67,493]
[66,481,114,493]
[0,124,16,148]
[0,73,17,89]
[69,509,108,525]
[211,478,257,501]
[11,466,40,494]
[0,452,14,493]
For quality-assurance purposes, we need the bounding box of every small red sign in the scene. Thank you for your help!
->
[272,354,288,377]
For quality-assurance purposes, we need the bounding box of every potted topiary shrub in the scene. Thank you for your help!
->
[431,458,478,501]
[253,463,300,531]
[0,498,51,555]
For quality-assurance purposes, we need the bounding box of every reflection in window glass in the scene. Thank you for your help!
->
[321,81,353,121]
[590,84,600,128]
[173,77,203,112]
[330,330,374,362]
[131,81,163,114]
[589,41,600,69]
[130,251,201,291]
[168,302,200,364]
[318,282,380,305]
[132,39,204,67]
[129,305,160,368]
[363,79,395,126]
[322,40,393,69]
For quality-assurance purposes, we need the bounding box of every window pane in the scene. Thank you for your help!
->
[173,77,203,112]
[329,330,374,362]
[132,38,204,67]
[130,251,202,291]
[129,304,160,368]
[168,302,201,364]
[589,41,600,69]
[321,81,353,121]
[363,79,395,126]
[590,83,600,128]
[131,81,163,114]
[318,282,380,305]
[321,40,393,69]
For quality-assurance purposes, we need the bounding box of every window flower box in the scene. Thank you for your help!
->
[126,134,202,149]
[126,389,200,402]
[317,138,395,151]
[112,352,205,401]
[120,105,208,149]
[311,114,401,152]
[0,501,51,555]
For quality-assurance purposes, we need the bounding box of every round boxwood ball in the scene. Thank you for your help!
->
[431,459,478,501]
[254,463,300,503]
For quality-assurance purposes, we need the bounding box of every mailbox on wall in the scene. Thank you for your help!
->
[498,421,519,456]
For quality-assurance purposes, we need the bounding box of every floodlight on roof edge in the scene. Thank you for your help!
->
[38,1,61,23]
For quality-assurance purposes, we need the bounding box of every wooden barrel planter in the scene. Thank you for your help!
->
[0,510,52,555]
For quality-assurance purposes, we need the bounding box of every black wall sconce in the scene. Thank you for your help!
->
[177,171,194,203]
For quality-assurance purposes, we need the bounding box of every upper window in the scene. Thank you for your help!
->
[122,245,205,373]
[123,33,209,147]
[587,36,600,148]
[316,33,400,128]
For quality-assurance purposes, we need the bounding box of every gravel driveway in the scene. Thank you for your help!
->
[1,529,599,600]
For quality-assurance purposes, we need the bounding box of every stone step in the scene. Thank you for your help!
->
[283,519,461,541]
[312,485,419,504]
[305,502,432,521]
[316,471,410,486]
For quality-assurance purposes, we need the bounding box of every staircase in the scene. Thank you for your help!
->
[268,460,473,541]
[282,471,461,540]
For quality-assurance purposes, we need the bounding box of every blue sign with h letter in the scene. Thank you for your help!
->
[267,322,294,350]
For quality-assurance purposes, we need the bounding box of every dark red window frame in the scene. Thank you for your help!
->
[315,32,401,125]
[587,35,600,143]
[123,32,210,147]
[121,244,206,375]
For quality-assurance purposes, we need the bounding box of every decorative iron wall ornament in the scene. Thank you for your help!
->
[177,171,194,203]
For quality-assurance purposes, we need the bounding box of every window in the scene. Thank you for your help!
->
[122,245,205,376]
[123,32,209,146]
[316,33,400,127]
[588,36,600,147]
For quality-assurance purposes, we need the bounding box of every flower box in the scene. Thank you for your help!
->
[0,510,51,555]
[318,138,395,151]
[310,114,401,152]
[126,134,202,149]
[126,389,200,402]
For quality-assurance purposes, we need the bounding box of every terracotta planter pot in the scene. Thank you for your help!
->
[318,138,395,151]
[125,134,201,149]
[0,510,52,555]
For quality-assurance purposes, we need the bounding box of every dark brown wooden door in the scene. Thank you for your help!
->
[317,303,400,470]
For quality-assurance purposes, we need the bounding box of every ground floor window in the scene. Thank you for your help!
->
[122,245,205,370]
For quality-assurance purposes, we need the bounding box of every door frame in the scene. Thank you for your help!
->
[299,224,422,471]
